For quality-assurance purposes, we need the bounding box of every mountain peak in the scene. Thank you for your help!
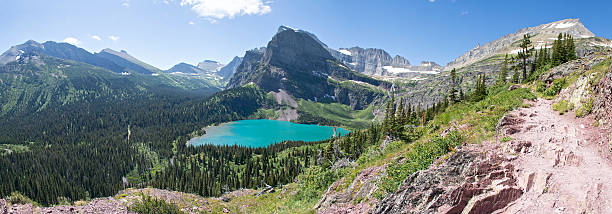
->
[263,26,333,69]
[277,25,296,33]
[197,59,224,72]
[445,18,597,70]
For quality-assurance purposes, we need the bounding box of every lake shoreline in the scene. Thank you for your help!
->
[187,119,350,148]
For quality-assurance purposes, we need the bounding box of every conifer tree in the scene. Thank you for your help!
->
[497,55,509,84]
[565,34,577,61]
[511,68,520,84]
[552,33,564,66]
[518,34,533,81]
[449,68,458,103]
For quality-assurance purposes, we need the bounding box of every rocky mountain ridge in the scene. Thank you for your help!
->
[227,26,389,110]
[445,18,605,71]
[331,47,443,79]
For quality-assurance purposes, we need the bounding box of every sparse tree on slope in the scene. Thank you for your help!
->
[497,55,509,84]
[517,34,533,81]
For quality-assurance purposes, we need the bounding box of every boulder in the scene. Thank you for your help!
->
[0,199,7,214]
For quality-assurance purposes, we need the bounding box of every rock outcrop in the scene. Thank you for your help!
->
[542,50,611,82]
[0,199,7,214]
[315,164,385,214]
[593,64,612,128]
[374,151,523,214]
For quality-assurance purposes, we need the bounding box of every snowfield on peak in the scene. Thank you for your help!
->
[382,66,439,74]
[338,49,352,56]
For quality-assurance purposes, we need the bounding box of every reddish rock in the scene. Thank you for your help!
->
[465,187,523,214]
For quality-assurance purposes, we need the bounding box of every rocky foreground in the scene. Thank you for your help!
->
[372,97,612,213]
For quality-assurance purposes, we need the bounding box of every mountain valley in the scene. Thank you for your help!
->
[1,16,612,214]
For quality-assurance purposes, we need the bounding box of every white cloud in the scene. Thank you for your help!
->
[109,36,120,41]
[121,0,130,7]
[180,0,272,21]
[428,0,435,2]
[189,21,195,25]
[91,35,102,41]
[62,37,81,46]
[460,11,469,15]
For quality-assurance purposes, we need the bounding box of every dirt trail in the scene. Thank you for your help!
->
[501,98,612,214]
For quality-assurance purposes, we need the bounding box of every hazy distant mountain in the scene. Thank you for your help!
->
[0,40,225,116]
[94,49,161,75]
[330,47,442,79]
[228,26,388,110]
[0,40,124,73]
[217,56,243,80]
[166,62,207,75]
[197,60,224,72]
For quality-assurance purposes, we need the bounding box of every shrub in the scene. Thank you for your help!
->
[536,81,547,93]
[552,100,571,115]
[575,98,594,118]
[128,194,185,214]
[294,166,342,201]
[501,136,513,142]
[543,78,567,97]
[377,131,464,197]
[6,192,39,206]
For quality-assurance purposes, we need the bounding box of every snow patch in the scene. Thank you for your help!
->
[410,77,428,81]
[171,72,198,76]
[383,66,439,74]
[553,22,577,29]
[151,73,160,76]
[338,49,352,56]
[120,72,131,76]
[338,63,349,70]
[545,22,577,29]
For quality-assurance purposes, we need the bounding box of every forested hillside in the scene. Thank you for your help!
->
[0,85,274,205]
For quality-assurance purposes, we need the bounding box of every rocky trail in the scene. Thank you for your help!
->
[372,96,612,214]
[499,98,612,213]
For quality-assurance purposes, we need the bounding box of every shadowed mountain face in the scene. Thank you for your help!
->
[217,56,243,80]
[262,28,335,71]
[227,26,389,110]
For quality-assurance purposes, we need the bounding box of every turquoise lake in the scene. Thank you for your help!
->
[188,119,350,147]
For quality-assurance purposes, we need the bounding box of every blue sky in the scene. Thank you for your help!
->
[1,0,611,69]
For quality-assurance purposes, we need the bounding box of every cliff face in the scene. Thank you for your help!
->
[330,47,442,79]
[217,56,243,80]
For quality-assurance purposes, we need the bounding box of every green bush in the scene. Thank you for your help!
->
[536,81,547,93]
[501,136,513,142]
[6,192,39,206]
[377,131,464,197]
[294,166,343,201]
[552,100,571,115]
[543,78,567,97]
[575,98,594,118]
[128,194,185,214]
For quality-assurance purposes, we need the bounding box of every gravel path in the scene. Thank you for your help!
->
[501,99,612,214]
